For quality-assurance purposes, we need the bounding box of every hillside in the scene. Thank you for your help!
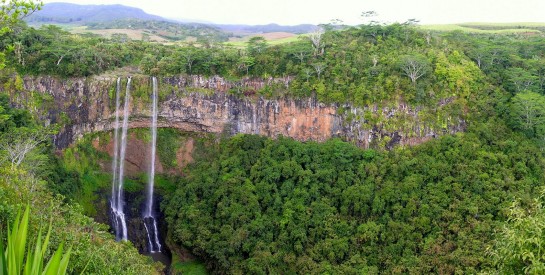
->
[217,23,317,35]
[25,2,164,24]
[25,3,232,43]
[25,3,316,44]
[85,19,231,42]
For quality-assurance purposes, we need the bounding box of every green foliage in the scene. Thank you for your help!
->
[86,19,231,42]
[0,0,41,36]
[0,9,30,68]
[247,36,268,56]
[398,54,430,84]
[164,121,545,273]
[53,133,111,215]
[0,168,160,274]
[509,91,545,138]
[3,25,148,77]
[488,192,545,274]
[0,94,35,132]
[171,259,208,275]
[0,100,159,274]
[2,21,486,117]
[0,205,71,275]
[156,128,183,170]
[5,8,545,274]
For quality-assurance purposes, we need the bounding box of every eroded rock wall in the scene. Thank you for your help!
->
[8,75,464,149]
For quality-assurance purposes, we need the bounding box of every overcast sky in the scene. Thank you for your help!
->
[41,0,545,25]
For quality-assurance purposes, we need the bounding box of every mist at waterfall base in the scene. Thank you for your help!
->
[109,77,170,265]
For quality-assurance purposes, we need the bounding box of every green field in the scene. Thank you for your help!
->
[224,33,307,48]
[421,22,545,34]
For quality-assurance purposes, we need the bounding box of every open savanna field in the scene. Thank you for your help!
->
[69,26,170,42]
[421,22,545,34]
[226,32,305,47]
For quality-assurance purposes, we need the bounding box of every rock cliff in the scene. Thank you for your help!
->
[7,75,465,149]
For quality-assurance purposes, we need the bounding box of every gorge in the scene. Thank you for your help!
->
[2,74,468,265]
[3,11,545,272]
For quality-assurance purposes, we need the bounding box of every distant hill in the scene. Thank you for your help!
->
[26,2,164,24]
[25,3,231,43]
[24,3,318,43]
[216,23,318,35]
[86,19,231,42]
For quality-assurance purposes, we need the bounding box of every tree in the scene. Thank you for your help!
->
[180,47,200,74]
[509,91,545,137]
[0,0,42,69]
[302,67,313,82]
[0,127,49,170]
[238,55,255,75]
[488,193,545,274]
[247,36,267,56]
[467,43,489,69]
[285,40,312,65]
[506,67,538,93]
[0,0,41,35]
[138,54,157,74]
[308,28,324,56]
[312,63,326,79]
[398,54,430,85]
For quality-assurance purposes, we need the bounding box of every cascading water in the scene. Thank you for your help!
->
[143,76,162,253]
[110,77,131,241]
[110,78,121,240]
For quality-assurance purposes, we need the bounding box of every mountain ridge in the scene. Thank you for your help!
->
[26,2,165,24]
[26,2,319,34]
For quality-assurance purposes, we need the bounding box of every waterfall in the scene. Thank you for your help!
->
[144,76,162,253]
[111,78,121,240]
[111,77,130,241]
[146,77,158,218]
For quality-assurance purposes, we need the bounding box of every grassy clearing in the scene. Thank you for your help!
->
[460,22,545,28]
[420,23,543,34]
[224,32,305,48]
[70,27,169,42]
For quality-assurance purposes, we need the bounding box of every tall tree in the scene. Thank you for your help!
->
[506,67,539,93]
[399,54,430,85]
[308,28,324,56]
[247,36,267,56]
[510,91,545,137]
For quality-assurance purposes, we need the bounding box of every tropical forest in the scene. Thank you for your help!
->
[2,0,545,274]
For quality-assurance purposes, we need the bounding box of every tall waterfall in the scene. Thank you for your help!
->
[144,77,162,253]
[111,77,130,241]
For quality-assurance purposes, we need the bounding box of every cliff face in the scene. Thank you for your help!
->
[10,75,465,149]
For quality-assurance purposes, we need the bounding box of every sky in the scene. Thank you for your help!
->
[41,0,545,25]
